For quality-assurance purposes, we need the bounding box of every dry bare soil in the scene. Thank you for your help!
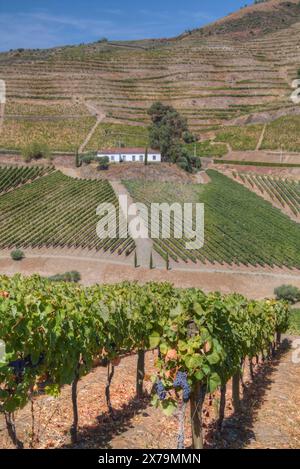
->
[0,339,299,449]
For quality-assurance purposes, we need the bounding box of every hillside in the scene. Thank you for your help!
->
[0,0,300,151]
[187,0,300,39]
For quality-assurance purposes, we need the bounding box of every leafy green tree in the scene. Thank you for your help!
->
[147,102,174,125]
[148,102,188,161]
[147,102,201,173]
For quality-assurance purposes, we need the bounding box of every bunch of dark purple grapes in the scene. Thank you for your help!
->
[155,379,166,400]
[173,371,191,402]
[8,353,45,383]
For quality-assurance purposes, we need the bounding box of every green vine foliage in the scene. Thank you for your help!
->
[0,275,289,419]
[152,290,289,415]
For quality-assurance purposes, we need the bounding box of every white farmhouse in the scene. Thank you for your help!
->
[96,147,161,163]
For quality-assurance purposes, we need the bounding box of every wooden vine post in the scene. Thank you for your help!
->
[232,372,241,412]
[276,331,281,346]
[4,412,24,449]
[70,364,80,444]
[218,384,227,430]
[190,383,206,449]
[249,358,254,380]
[187,319,208,449]
[105,362,115,415]
[136,350,145,399]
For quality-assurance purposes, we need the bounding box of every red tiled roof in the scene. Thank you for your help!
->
[97,148,160,154]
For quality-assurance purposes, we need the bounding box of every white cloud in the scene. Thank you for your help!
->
[0,7,215,52]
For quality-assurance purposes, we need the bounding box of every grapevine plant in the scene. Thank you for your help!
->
[0,275,289,449]
[151,289,289,448]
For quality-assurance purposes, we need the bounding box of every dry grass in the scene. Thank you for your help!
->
[1,117,96,152]
[216,124,263,151]
[262,116,300,152]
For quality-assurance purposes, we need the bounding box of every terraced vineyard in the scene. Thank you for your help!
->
[0,165,54,193]
[86,122,148,151]
[216,123,264,151]
[1,0,300,151]
[233,172,300,218]
[183,140,228,158]
[261,115,300,152]
[0,170,135,254]
[215,115,300,152]
[124,170,300,268]
[0,116,96,152]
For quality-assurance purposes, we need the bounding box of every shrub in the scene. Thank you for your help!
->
[274,285,300,304]
[97,156,109,170]
[190,155,202,171]
[81,153,96,165]
[10,249,25,261]
[48,271,81,283]
[183,131,197,144]
[22,142,51,162]
[177,156,189,171]
[176,152,201,173]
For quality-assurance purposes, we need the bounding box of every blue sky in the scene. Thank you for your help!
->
[0,1,250,52]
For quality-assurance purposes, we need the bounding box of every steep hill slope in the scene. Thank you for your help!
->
[0,0,300,151]
[186,0,300,40]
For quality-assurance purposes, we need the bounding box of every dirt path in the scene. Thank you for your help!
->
[110,180,153,267]
[1,253,300,298]
[193,171,211,184]
[79,101,106,153]
[54,166,82,178]
[256,123,267,151]
[244,339,300,448]
[215,150,300,165]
